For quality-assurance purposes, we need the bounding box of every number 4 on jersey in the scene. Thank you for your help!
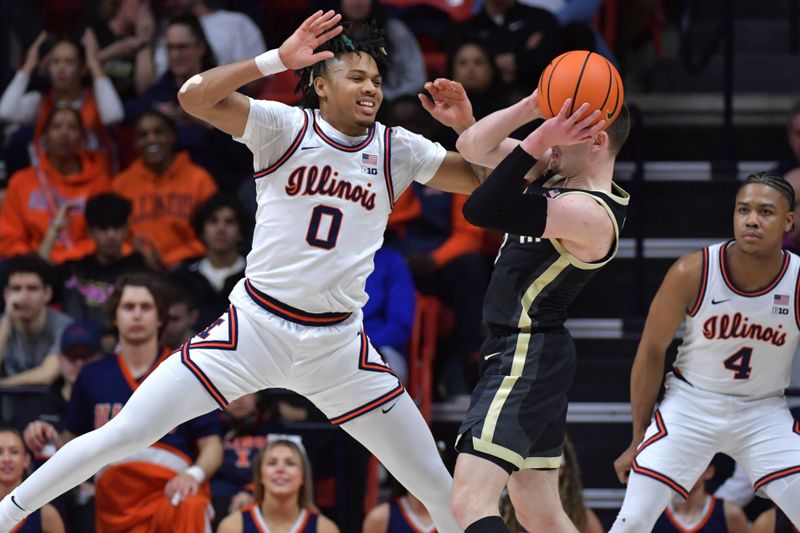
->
[723,347,753,379]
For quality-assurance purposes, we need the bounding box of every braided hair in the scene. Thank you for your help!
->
[295,21,388,109]
[739,171,796,211]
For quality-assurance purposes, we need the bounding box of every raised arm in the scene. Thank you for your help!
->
[613,251,703,484]
[177,10,343,137]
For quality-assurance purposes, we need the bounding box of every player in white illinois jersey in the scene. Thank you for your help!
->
[610,172,800,531]
[0,12,490,533]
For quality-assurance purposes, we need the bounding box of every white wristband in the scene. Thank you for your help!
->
[184,465,206,483]
[255,49,287,76]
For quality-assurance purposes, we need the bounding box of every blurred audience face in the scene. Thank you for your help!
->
[114,286,160,345]
[4,274,50,322]
[0,432,29,487]
[452,43,494,93]
[161,301,196,349]
[789,112,800,161]
[783,167,800,242]
[226,393,258,420]
[48,41,84,93]
[165,23,205,81]
[340,0,372,22]
[261,444,304,499]
[135,114,176,170]
[43,109,83,159]
[89,225,128,260]
[202,206,241,255]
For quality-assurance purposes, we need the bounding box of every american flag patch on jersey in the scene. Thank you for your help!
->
[547,189,560,198]
[362,153,377,165]
[774,294,790,306]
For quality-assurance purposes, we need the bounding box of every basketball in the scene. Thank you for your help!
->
[536,50,624,128]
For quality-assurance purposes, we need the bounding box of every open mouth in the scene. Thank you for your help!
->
[357,99,376,114]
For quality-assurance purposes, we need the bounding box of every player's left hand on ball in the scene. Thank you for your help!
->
[165,472,200,504]
[419,78,474,130]
[613,442,638,484]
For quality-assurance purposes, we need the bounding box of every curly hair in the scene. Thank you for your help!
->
[295,21,388,109]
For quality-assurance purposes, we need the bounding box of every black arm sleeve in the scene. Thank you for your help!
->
[462,146,549,236]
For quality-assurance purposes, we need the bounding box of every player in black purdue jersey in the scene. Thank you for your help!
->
[421,79,630,533]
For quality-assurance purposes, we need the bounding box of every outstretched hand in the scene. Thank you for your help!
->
[419,78,474,131]
[520,99,606,158]
[278,10,343,70]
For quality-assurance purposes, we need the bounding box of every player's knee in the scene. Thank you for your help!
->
[450,485,492,528]
[514,506,562,531]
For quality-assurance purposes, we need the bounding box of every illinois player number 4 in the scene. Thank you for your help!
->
[723,347,753,379]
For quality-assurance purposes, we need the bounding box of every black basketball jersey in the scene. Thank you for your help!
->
[482,172,629,330]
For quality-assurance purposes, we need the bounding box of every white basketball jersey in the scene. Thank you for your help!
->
[673,241,800,398]
[233,101,445,314]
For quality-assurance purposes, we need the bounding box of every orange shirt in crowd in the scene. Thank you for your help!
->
[112,152,217,269]
[0,151,111,263]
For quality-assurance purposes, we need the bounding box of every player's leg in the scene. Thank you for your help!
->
[763,475,800,526]
[339,391,462,533]
[608,472,674,532]
[451,453,510,531]
[0,355,219,529]
[508,469,577,533]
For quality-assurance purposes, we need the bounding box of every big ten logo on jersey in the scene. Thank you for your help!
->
[361,152,378,175]
[94,403,124,428]
[285,165,376,211]
[773,293,791,315]
[228,435,268,468]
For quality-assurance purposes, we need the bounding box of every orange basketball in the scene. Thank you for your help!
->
[536,50,624,128]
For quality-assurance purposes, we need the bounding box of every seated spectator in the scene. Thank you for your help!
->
[12,320,106,448]
[24,272,223,533]
[0,428,64,533]
[0,30,124,173]
[450,0,562,98]
[160,286,198,350]
[112,109,218,269]
[0,254,73,386]
[362,477,435,533]
[211,392,280,525]
[59,192,151,342]
[167,194,248,331]
[653,461,748,533]
[128,14,252,193]
[772,99,800,177]
[337,0,426,103]
[217,437,339,533]
[0,108,111,264]
[153,0,266,76]
[783,167,800,254]
[753,507,797,533]
[363,243,415,384]
[87,0,157,99]
[387,184,488,398]
[499,436,603,533]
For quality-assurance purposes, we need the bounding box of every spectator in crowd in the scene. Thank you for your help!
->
[160,286,198,350]
[363,243,416,384]
[772,99,800,177]
[211,393,278,525]
[499,436,604,533]
[217,437,339,533]
[0,254,73,387]
[0,108,111,264]
[129,14,252,193]
[153,0,266,76]
[362,475,435,533]
[167,194,248,331]
[14,320,106,454]
[0,30,124,173]
[87,0,157,100]
[112,109,217,269]
[388,185,488,398]
[450,0,562,98]
[24,272,223,533]
[653,461,748,533]
[782,167,800,253]
[59,192,151,341]
[338,0,426,103]
[0,428,64,533]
